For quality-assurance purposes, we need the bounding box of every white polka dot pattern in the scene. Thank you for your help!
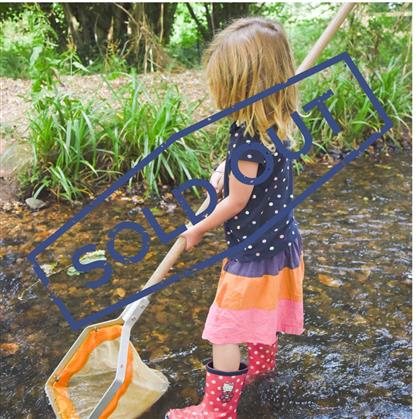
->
[223,121,300,262]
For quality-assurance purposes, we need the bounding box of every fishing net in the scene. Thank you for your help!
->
[47,325,169,418]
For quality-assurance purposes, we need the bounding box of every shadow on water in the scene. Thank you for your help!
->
[0,152,411,418]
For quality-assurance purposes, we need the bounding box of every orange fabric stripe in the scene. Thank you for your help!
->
[215,258,304,310]
[100,346,133,418]
[51,325,133,419]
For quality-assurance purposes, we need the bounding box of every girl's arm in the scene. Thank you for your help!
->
[181,160,258,250]
[209,160,226,195]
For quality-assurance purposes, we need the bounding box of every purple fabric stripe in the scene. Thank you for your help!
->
[223,235,303,277]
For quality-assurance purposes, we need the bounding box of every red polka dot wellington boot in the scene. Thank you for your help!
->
[165,361,248,419]
[244,340,278,385]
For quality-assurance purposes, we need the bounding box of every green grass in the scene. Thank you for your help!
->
[20,59,411,202]
[22,92,103,200]
[100,74,211,194]
[4,3,411,202]
[21,73,213,201]
[294,56,411,157]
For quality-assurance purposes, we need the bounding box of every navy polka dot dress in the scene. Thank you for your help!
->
[223,121,301,262]
[202,121,305,345]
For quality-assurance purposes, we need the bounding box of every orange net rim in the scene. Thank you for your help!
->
[51,325,133,419]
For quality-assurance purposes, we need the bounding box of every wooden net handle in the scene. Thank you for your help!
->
[296,3,356,74]
[141,195,211,290]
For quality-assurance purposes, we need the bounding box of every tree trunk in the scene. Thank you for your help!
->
[143,3,178,44]
[211,3,251,32]
[60,3,176,69]
[186,3,251,44]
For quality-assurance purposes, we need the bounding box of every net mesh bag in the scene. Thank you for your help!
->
[49,325,169,418]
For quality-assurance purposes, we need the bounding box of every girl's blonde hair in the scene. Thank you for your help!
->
[203,17,298,149]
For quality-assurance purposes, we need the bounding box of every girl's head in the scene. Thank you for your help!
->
[203,17,298,148]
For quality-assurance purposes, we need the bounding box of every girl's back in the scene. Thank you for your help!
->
[223,120,301,262]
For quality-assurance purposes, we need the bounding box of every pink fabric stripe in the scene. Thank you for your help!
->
[202,299,304,345]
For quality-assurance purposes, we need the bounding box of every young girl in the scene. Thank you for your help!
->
[166,17,304,419]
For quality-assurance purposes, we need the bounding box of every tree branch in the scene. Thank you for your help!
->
[186,3,208,40]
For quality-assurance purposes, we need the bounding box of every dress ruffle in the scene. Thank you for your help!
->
[202,236,304,345]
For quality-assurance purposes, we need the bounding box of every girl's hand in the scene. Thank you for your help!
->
[209,160,225,196]
[181,225,204,251]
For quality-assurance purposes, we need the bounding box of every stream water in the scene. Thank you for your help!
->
[0,152,411,418]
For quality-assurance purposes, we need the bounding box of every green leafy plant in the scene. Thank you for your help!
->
[22,91,106,200]
[0,4,58,78]
[22,73,213,201]
[100,73,211,195]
